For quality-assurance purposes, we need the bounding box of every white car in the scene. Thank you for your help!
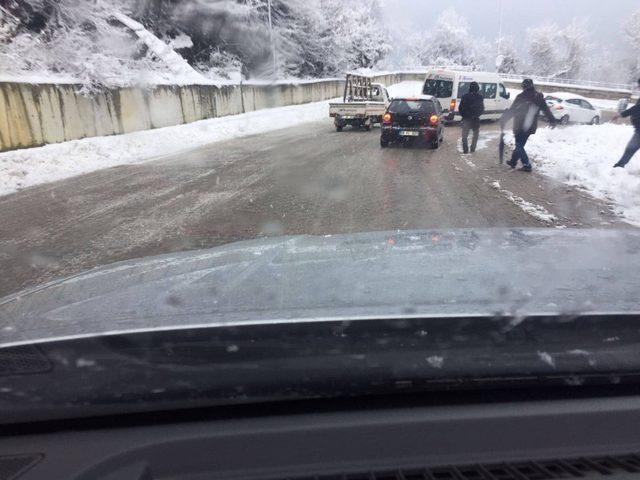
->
[544,92,602,125]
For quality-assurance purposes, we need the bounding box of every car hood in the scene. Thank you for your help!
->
[1,228,640,347]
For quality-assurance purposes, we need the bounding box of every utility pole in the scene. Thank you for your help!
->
[495,0,504,71]
[267,0,278,77]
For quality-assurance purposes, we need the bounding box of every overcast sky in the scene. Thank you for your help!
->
[384,0,637,53]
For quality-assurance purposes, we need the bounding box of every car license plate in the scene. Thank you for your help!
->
[400,130,419,137]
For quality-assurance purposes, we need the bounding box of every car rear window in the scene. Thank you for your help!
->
[388,100,436,114]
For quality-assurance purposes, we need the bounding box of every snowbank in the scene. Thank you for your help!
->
[524,124,640,224]
[589,98,620,111]
[0,98,335,197]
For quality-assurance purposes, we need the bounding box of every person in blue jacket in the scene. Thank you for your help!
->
[500,79,556,172]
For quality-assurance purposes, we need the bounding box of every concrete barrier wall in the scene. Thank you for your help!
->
[0,79,344,152]
[0,72,627,153]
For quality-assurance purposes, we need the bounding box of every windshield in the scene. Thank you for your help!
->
[1,0,640,423]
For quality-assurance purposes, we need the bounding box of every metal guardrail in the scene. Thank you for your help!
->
[391,66,634,92]
[493,73,633,91]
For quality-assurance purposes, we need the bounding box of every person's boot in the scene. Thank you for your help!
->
[614,162,625,168]
[519,165,533,172]
[507,159,517,169]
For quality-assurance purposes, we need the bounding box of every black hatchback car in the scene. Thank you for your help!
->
[380,96,445,149]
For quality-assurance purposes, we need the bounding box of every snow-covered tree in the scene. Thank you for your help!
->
[0,0,197,87]
[496,37,520,74]
[558,20,588,78]
[321,0,391,72]
[140,0,391,78]
[624,9,640,80]
[527,20,588,79]
[0,5,20,42]
[0,0,394,83]
[269,0,332,77]
[165,0,273,78]
[581,46,628,84]
[404,8,483,69]
[528,24,561,76]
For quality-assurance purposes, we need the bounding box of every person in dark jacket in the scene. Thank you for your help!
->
[500,78,557,172]
[612,78,640,168]
[458,82,485,154]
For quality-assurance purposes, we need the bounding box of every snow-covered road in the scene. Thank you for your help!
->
[1,79,638,232]
[0,98,336,197]
[0,113,629,298]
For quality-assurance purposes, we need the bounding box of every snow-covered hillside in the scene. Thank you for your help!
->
[0,0,391,87]
[3,1,638,88]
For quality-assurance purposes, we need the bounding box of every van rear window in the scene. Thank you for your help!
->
[423,79,453,98]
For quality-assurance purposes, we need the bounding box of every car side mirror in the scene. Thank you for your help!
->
[506,92,511,99]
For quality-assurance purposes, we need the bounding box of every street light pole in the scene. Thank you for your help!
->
[495,0,504,71]
[267,0,277,77]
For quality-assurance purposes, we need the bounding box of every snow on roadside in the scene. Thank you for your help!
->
[501,189,559,224]
[485,176,559,224]
[0,99,336,197]
[457,132,499,157]
[589,98,620,111]
[524,124,640,225]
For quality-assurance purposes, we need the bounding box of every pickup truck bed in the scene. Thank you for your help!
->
[329,101,387,117]
[329,76,390,131]
[329,101,387,131]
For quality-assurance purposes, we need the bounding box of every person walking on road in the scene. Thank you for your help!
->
[612,78,640,169]
[459,81,485,154]
[500,78,557,172]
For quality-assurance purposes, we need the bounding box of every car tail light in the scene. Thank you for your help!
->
[554,105,564,110]
[429,114,439,126]
[382,112,392,123]
[450,99,457,112]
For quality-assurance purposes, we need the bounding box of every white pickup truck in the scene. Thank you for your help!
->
[329,74,390,132]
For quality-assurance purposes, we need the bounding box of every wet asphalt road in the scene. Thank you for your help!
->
[0,119,631,298]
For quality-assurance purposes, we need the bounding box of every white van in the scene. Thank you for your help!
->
[422,70,512,121]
